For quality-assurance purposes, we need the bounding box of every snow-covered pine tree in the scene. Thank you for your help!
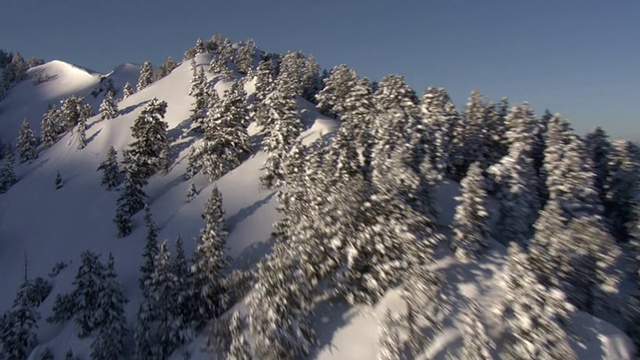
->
[275,51,306,97]
[137,61,154,91]
[54,171,63,189]
[17,118,38,163]
[90,254,128,360]
[59,95,88,132]
[227,311,251,360]
[605,139,640,242]
[453,302,495,360]
[0,147,17,193]
[302,55,322,101]
[189,65,209,129]
[149,241,192,359]
[208,38,233,80]
[252,58,276,127]
[99,90,119,121]
[498,242,577,360]
[139,205,159,297]
[235,39,256,75]
[98,146,120,190]
[1,277,40,360]
[585,127,611,203]
[260,83,303,188]
[41,105,63,147]
[76,109,87,150]
[564,216,622,318]
[73,251,106,337]
[192,186,230,325]
[373,74,419,144]
[377,310,401,360]
[186,182,197,202]
[172,235,197,335]
[451,162,490,260]
[401,265,444,356]
[451,89,488,177]
[482,101,508,166]
[315,64,358,118]
[113,151,147,236]
[188,84,250,181]
[247,245,316,360]
[123,81,134,98]
[129,97,169,180]
[487,104,540,245]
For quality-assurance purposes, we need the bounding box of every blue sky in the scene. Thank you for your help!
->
[1,0,638,139]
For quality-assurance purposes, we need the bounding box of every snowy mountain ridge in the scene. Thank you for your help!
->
[0,38,638,360]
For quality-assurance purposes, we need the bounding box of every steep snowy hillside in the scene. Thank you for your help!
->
[0,46,636,360]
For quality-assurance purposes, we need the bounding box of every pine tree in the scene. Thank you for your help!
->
[2,278,40,360]
[487,104,541,245]
[137,61,154,91]
[186,181,197,202]
[252,58,276,128]
[41,105,63,147]
[60,96,89,132]
[209,38,233,80]
[499,243,577,360]
[150,241,192,359]
[113,160,147,237]
[377,311,401,360]
[451,89,488,177]
[172,235,197,332]
[235,39,256,75]
[129,98,169,180]
[54,171,63,189]
[16,118,38,163]
[98,146,120,190]
[247,245,316,360]
[90,254,128,360]
[605,139,640,242]
[188,84,250,181]
[139,205,159,298]
[401,265,444,356]
[454,302,495,360]
[123,82,134,98]
[189,65,209,128]
[315,64,359,118]
[76,110,87,150]
[451,162,490,260]
[192,186,230,324]
[73,251,106,337]
[99,90,119,121]
[260,84,303,188]
[0,147,17,193]
[227,311,251,360]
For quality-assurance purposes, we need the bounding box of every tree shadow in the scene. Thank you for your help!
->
[308,297,354,357]
[119,100,149,117]
[85,128,102,146]
[227,191,276,232]
[230,236,276,271]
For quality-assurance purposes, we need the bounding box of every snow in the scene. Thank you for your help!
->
[0,54,636,359]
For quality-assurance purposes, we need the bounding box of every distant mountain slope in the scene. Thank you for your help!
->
[0,60,140,144]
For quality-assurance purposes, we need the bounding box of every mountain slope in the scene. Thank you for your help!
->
[0,52,635,359]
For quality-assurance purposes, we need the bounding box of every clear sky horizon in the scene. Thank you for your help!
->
[1,1,638,140]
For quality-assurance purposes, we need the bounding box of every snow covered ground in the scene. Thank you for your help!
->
[0,54,635,359]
